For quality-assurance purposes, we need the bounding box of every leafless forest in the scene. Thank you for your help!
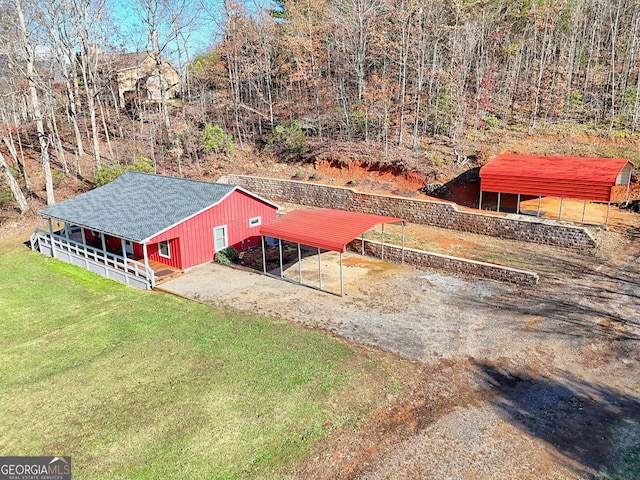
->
[1,0,640,213]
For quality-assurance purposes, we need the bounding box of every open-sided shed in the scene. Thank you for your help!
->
[479,154,634,224]
[259,209,406,296]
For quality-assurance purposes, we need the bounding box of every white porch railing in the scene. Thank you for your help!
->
[30,229,155,289]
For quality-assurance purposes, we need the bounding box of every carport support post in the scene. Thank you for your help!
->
[537,196,541,217]
[361,233,365,255]
[605,202,611,227]
[478,190,483,210]
[278,239,283,278]
[516,194,521,214]
[581,200,587,224]
[317,248,322,289]
[381,224,385,261]
[297,243,302,283]
[339,253,344,297]
[401,223,405,263]
[261,236,267,274]
[558,198,564,221]
[496,192,501,212]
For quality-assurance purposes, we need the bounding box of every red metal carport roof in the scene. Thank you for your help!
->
[260,209,406,252]
[480,154,633,201]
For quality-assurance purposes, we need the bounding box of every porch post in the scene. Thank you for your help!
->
[64,223,70,240]
[81,228,87,246]
[143,242,152,288]
[100,233,107,252]
[48,218,56,258]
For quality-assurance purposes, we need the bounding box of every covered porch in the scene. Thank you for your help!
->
[30,220,182,289]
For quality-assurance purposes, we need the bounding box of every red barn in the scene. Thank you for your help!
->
[32,171,280,289]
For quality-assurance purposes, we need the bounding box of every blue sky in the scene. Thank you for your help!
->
[110,0,227,63]
[110,1,273,63]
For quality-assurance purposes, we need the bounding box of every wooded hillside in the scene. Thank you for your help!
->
[1,0,640,216]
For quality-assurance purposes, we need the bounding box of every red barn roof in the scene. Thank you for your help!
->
[260,209,405,252]
[480,154,633,201]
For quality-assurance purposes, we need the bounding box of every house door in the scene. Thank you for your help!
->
[213,225,228,253]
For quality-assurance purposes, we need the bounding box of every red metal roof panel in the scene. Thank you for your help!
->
[480,154,633,201]
[260,209,406,252]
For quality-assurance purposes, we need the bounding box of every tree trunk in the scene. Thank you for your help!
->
[14,0,55,205]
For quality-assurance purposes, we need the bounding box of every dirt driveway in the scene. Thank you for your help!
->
[161,222,640,479]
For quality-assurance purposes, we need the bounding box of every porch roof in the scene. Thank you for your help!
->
[39,171,277,243]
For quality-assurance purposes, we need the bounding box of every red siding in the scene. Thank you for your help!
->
[146,190,278,269]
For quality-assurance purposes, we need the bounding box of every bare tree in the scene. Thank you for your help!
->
[13,0,55,205]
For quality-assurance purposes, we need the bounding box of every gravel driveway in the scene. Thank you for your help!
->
[160,228,640,479]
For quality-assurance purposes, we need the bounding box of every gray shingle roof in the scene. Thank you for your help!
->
[39,171,240,243]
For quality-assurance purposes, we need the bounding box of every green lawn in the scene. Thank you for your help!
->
[0,238,399,479]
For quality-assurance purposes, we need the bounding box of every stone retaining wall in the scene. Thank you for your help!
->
[222,174,596,249]
[348,239,539,286]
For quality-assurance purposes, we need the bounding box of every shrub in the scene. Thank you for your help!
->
[199,124,236,154]
[215,246,240,265]
[94,156,154,187]
[0,181,12,209]
[52,168,65,188]
[265,121,308,158]
[94,164,125,187]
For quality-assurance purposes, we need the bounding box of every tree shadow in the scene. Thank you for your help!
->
[473,360,640,477]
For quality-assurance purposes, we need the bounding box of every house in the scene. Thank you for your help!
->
[100,52,181,108]
[31,171,280,289]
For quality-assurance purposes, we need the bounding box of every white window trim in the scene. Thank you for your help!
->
[213,225,228,252]
[249,216,262,227]
[158,240,171,259]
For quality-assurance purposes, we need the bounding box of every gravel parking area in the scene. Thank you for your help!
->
[160,223,640,479]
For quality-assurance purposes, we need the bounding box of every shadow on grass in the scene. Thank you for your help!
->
[474,360,640,478]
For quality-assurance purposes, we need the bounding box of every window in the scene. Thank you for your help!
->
[249,216,261,227]
[124,240,134,255]
[158,240,171,258]
[214,226,228,252]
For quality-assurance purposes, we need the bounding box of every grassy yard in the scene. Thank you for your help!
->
[0,236,402,479]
